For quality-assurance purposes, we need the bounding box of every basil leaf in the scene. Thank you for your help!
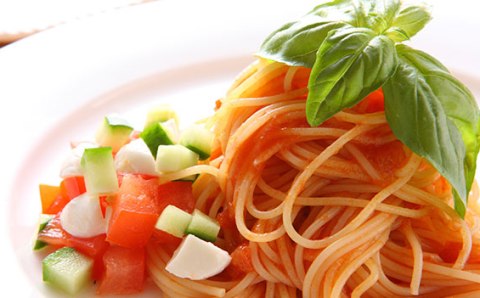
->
[385,3,431,42]
[306,27,397,126]
[398,45,480,202]
[454,192,467,219]
[384,64,466,212]
[258,21,348,68]
[357,0,401,33]
[357,0,431,41]
[309,0,364,25]
[258,0,361,68]
[258,0,430,67]
[383,44,480,217]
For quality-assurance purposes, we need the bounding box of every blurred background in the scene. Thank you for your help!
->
[0,0,477,43]
[1,0,479,49]
[2,0,477,80]
[0,0,154,46]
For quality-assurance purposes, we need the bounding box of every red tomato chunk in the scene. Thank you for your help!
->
[38,214,108,257]
[354,89,385,113]
[43,176,87,214]
[96,245,145,295]
[225,243,254,278]
[106,175,195,248]
[151,229,183,246]
[61,176,86,200]
[156,180,195,214]
[106,175,160,248]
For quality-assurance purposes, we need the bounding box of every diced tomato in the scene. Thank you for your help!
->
[151,229,182,246]
[106,175,160,248]
[43,177,87,214]
[96,245,145,295]
[38,214,109,257]
[60,176,86,200]
[68,234,109,259]
[217,208,236,230]
[92,254,106,282]
[45,194,70,215]
[37,214,69,247]
[156,181,195,214]
[116,172,158,187]
[355,89,385,113]
[230,244,254,272]
[224,244,253,279]
[106,176,195,248]
[39,184,61,213]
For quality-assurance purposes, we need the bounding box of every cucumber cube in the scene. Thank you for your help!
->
[81,147,119,194]
[95,114,133,152]
[140,119,177,158]
[180,124,214,160]
[144,104,179,128]
[42,247,93,295]
[155,144,199,174]
[155,205,192,238]
[185,209,220,242]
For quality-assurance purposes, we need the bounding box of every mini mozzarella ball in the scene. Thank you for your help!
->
[114,138,158,176]
[59,142,97,178]
[60,193,106,238]
[166,234,231,280]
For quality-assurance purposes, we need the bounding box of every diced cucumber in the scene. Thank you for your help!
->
[155,205,192,238]
[95,114,133,152]
[42,247,93,295]
[180,124,214,160]
[155,144,199,175]
[144,104,179,128]
[33,214,54,250]
[140,119,178,158]
[81,147,119,194]
[185,209,220,242]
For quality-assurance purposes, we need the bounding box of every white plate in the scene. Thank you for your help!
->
[0,0,479,296]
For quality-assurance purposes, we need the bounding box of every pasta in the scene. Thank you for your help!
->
[146,59,480,297]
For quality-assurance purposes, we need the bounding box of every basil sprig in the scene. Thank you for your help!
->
[258,0,480,218]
